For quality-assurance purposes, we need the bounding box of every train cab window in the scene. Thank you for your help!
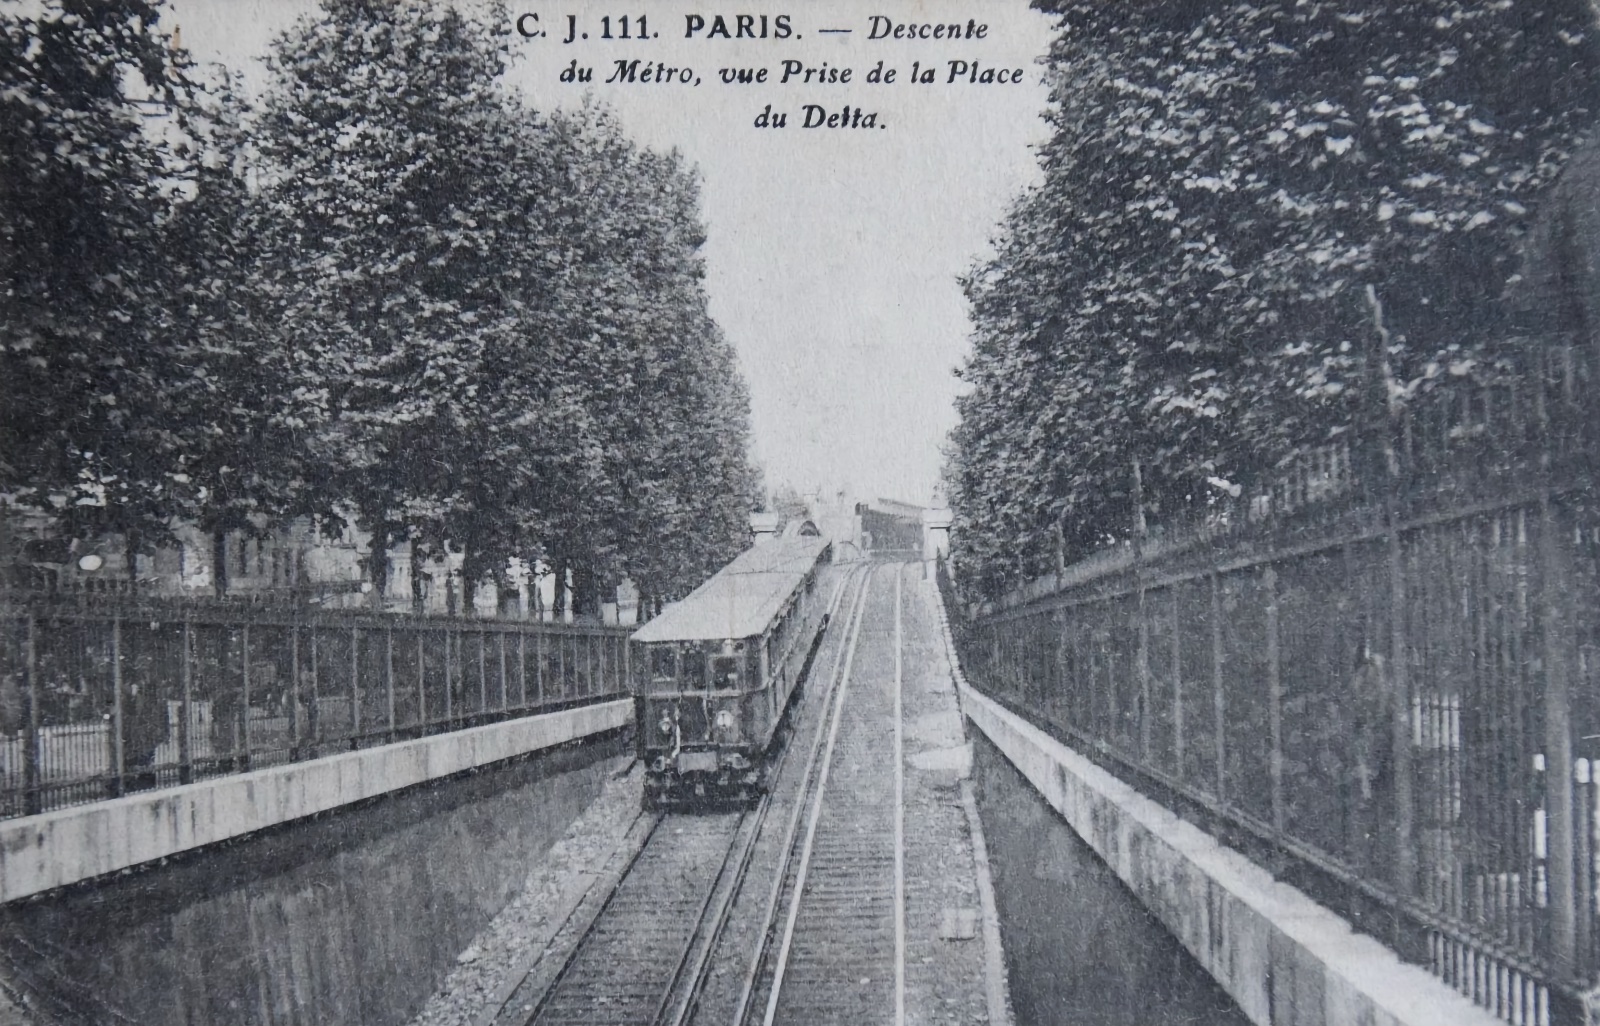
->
[680,648,708,690]
[710,655,741,691]
[649,646,678,692]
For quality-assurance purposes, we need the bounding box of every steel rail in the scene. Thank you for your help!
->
[727,564,873,1026]
[755,564,879,1026]
[662,560,876,1024]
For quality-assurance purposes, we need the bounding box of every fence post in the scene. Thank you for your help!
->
[536,629,545,706]
[477,630,487,715]
[111,614,125,797]
[23,614,41,814]
[309,627,320,751]
[240,623,251,770]
[1137,595,1152,764]
[1171,587,1184,778]
[1539,492,1578,974]
[416,632,426,729]
[385,627,396,739]
[518,632,527,709]
[443,629,453,724]
[1388,520,1416,899]
[498,632,508,712]
[1265,567,1284,834]
[179,615,193,784]
[1575,760,1593,980]
[290,621,302,758]
[1211,574,1227,805]
[349,625,360,750]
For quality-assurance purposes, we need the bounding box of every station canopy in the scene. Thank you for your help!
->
[632,536,831,644]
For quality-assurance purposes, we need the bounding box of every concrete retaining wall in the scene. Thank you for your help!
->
[0,699,631,904]
[958,683,1502,1026]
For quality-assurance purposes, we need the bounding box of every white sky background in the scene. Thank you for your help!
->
[167,0,1054,506]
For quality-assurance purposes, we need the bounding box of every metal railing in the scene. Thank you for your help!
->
[0,595,633,819]
[945,337,1600,1025]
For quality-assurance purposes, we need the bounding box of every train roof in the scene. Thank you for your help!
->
[631,536,831,643]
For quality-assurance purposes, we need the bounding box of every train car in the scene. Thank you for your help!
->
[631,535,833,807]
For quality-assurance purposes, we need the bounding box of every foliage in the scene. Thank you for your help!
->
[947,0,1600,599]
[4,0,756,605]
[0,0,188,544]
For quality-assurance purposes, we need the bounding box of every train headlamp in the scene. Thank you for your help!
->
[658,716,673,735]
[714,709,735,730]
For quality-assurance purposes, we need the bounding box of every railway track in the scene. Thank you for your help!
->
[734,564,906,1026]
[487,563,874,1026]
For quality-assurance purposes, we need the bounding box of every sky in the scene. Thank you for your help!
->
[167,0,1055,507]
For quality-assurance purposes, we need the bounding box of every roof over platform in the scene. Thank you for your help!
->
[631,536,830,643]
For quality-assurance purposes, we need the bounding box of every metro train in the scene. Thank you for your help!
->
[630,534,833,807]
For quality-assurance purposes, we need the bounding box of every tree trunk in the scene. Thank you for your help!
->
[410,539,426,615]
[368,523,389,610]
[496,568,522,619]
[570,563,590,619]
[552,560,568,621]
[462,572,477,618]
[125,530,140,596]
[212,527,229,598]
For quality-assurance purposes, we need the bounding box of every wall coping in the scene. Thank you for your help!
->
[958,681,1503,1026]
[0,699,631,904]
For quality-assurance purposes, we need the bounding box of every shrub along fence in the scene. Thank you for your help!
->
[947,336,1600,1026]
[0,595,632,818]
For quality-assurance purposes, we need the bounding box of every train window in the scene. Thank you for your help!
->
[649,646,677,692]
[681,648,708,689]
[710,655,740,690]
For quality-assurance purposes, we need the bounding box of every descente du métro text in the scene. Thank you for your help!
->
[513,14,989,43]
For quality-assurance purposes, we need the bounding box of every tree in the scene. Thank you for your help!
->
[257,0,528,603]
[948,0,1600,597]
[0,0,190,561]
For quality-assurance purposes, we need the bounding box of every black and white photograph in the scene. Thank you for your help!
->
[1,1,1597,1024]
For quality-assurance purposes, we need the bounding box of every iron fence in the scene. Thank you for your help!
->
[0,596,633,819]
[947,338,1600,1025]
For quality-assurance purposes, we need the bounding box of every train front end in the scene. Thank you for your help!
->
[635,638,764,806]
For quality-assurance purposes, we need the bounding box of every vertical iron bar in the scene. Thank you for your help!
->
[416,632,426,729]
[1575,762,1593,978]
[536,628,545,706]
[1211,574,1227,805]
[180,616,193,784]
[241,623,251,769]
[518,631,527,710]
[477,630,487,715]
[1539,492,1577,972]
[1171,586,1184,777]
[309,627,320,750]
[290,622,302,756]
[385,627,395,739]
[1390,520,1417,899]
[23,614,40,814]
[349,626,360,749]
[498,631,508,712]
[111,615,125,796]
[1266,567,1284,834]
[1137,586,1152,765]
[443,629,453,724]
